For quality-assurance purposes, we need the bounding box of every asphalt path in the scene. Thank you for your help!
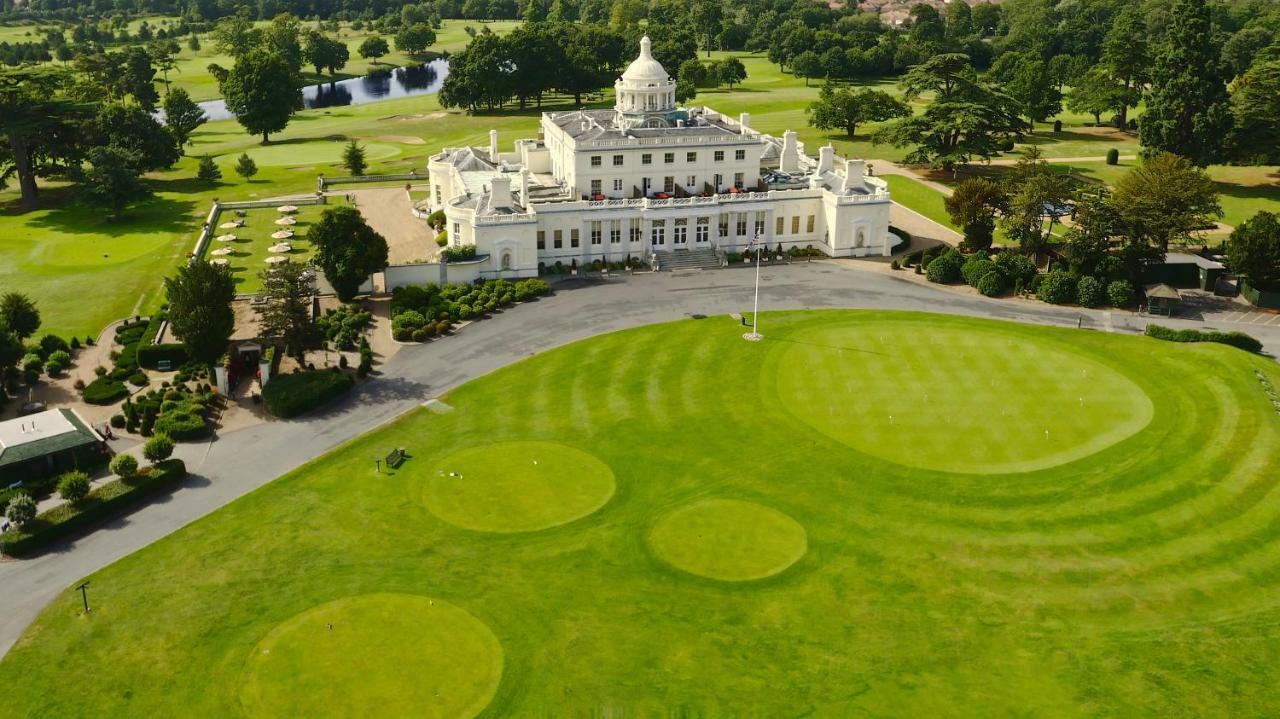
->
[2,261,1276,658]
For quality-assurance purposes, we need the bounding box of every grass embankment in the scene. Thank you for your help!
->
[4,311,1280,715]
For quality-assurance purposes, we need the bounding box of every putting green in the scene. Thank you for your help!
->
[775,320,1154,474]
[239,594,502,719]
[225,141,402,167]
[648,499,808,581]
[424,441,616,532]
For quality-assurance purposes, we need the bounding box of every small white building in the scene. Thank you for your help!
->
[427,36,892,278]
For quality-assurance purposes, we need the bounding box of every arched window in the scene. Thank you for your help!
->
[856,229,866,248]
[501,251,512,270]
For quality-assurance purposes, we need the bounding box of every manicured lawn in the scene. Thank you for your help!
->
[201,203,337,295]
[881,174,959,232]
[5,310,1280,716]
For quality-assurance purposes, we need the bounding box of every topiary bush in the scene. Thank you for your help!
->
[1144,324,1262,353]
[1107,279,1133,307]
[1106,148,1119,165]
[961,254,997,287]
[154,409,209,440]
[1036,270,1077,305]
[110,453,139,478]
[976,270,1007,297]
[143,433,175,463]
[1076,275,1103,308]
[83,378,129,405]
[993,252,1037,286]
[57,471,91,504]
[925,248,964,284]
[128,371,149,387]
[262,370,355,418]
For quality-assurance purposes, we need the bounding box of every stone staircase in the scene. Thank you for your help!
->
[655,248,721,271]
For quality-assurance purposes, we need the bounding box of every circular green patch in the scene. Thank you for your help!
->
[775,321,1154,474]
[226,141,402,167]
[424,441,616,533]
[240,594,502,719]
[649,499,808,581]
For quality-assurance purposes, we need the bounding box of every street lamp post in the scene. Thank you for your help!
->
[76,581,91,614]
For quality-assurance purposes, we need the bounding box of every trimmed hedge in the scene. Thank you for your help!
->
[263,370,355,418]
[1144,324,1263,353]
[0,460,187,557]
[83,377,130,405]
[137,343,189,369]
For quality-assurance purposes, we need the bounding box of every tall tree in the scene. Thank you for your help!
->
[1112,152,1222,250]
[165,261,236,365]
[807,84,909,139]
[307,206,389,302]
[1229,60,1280,165]
[162,88,206,150]
[121,46,160,111]
[395,23,437,56]
[1100,5,1149,130]
[945,178,1009,251]
[1000,148,1075,256]
[690,0,723,57]
[90,103,181,172]
[342,140,366,176]
[358,36,388,63]
[219,49,301,144]
[717,56,747,88]
[302,32,349,77]
[1225,211,1280,291]
[1066,67,1127,126]
[78,145,151,220]
[872,53,1023,171]
[1138,0,1233,165]
[1007,58,1062,130]
[0,292,40,339]
[255,260,317,360]
[0,67,88,211]
[261,14,304,73]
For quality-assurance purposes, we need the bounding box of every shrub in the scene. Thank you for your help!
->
[426,209,445,228]
[137,344,189,369]
[83,378,129,405]
[143,433,175,462]
[1036,270,1077,304]
[5,493,36,528]
[110,453,139,478]
[70,337,81,350]
[94,366,107,377]
[1076,275,1103,308]
[925,249,963,284]
[110,413,126,428]
[23,352,42,374]
[993,252,1037,286]
[39,334,69,357]
[48,349,71,367]
[1107,279,1133,307]
[1144,325,1262,353]
[57,471,91,503]
[262,370,355,418]
[393,327,412,342]
[436,231,448,247]
[1106,148,1119,165]
[1053,119,1063,133]
[890,259,900,270]
[440,245,477,262]
[976,271,1007,297]
[411,328,429,342]
[45,357,66,377]
[128,371,149,387]
[961,254,996,287]
[154,409,209,440]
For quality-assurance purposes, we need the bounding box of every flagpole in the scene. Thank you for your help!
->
[745,232,763,342]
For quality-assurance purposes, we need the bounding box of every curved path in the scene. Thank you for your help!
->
[1,261,1277,658]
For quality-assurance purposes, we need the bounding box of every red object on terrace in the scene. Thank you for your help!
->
[593,194,604,200]
[657,192,670,199]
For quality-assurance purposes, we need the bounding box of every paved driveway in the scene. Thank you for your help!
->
[3,262,1279,657]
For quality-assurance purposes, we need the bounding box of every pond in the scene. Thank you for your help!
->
[195,59,449,123]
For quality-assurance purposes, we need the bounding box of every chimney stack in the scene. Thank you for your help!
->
[843,159,866,192]
[489,175,513,208]
[489,129,499,163]
[738,112,751,134]
[818,145,834,174]
[780,130,799,173]
[518,170,529,207]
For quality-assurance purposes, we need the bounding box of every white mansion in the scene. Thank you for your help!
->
[426,36,893,276]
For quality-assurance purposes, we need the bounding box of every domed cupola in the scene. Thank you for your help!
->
[614,36,679,129]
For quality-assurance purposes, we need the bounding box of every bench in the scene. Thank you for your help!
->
[385,448,406,469]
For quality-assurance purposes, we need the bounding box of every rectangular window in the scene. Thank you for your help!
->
[434,186,441,204]
[673,218,687,245]
[776,216,785,235]
[736,213,747,237]
[713,173,723,191]
[590,179,602,195]
[613,178,623,191]
[719,214,729,237]
[590,155,601,167]
[630,218,642,242]
[642,153,652,165]
[663,176,675,193]
[687,175,697,188]
[651,219,666,245]
[696,217,709,243]
[554,229,563,249]
[590,220,602,245]
[452,223,460,246]
[754,211,765,238]
[537,230,546,250]
[610,220,622,244]
[612,154,624,166]
[686,152,697,163]
[664,152,674,164]
[735,149,746,161]
[734,172,744,189]
[791,215,800,234]
[570,228,580,248]
[806,215,815,233]
[714,150,724,162]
